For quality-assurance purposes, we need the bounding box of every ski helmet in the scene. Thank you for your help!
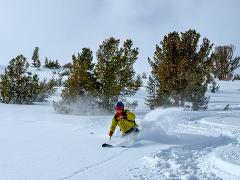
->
[115,101,124,110]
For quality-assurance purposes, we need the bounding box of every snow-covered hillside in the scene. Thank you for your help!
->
[0,65,66,80]
[0,67,240,179]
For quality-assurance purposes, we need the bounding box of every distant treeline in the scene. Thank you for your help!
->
[0,29,239,113]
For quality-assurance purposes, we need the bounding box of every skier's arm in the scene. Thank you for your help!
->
[109,118,117,134]
[126,111,136,122]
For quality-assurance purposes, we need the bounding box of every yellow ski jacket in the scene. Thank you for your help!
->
[109,110,137,134]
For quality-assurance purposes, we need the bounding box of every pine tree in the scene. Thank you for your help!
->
[32,47,41,68]
[44,57,49,67]
[146,29,213,110]
[54,60,61,69]
[212,45,240,80]
[95,37,142,112]
[146,74,172,109]
[53,48,99,114]
[62,48,99,102]
[0,55,38,104]
[0,55,55,104]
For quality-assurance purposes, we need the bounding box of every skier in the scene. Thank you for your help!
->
[108,101,139,138]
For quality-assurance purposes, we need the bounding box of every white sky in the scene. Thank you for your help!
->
[0,0,239,73]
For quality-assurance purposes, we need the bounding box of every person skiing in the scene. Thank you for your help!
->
[108,101,139,138]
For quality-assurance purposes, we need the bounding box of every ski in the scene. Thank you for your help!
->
[102,143,114,147]
[102,143,126,148]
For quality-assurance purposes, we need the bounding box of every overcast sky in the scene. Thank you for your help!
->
[0,0,239,73]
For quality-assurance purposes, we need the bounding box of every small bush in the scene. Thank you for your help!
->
[37,79,57,102]
[62,63,72,69]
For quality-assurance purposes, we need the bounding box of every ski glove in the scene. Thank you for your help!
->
[108,131,113,137]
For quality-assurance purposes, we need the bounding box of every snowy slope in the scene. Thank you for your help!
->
[0,65,66,82]
[0,70,240,179]
[130,81,240,180]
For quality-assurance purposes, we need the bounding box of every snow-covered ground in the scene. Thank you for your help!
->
[0,67,240,179]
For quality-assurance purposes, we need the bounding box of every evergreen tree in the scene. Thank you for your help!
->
[146,74,171,109]
[0,55,55,104]
[212,45,240,80]
[146,29,213,110]
[44,57,49,67]
[32,47,41,68]
[44,57,61,69]
[0,55,38,104]
[95,37,142,112]
[61,48,98,102]
[54,48,99,114]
